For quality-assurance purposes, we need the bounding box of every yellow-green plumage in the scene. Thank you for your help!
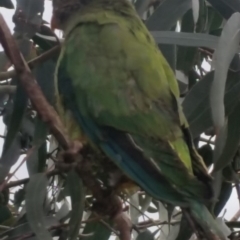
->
[53,0,227,238]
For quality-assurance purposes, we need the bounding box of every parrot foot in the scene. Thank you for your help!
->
[56,141,83,172]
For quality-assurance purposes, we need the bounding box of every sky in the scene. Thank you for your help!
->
[0,1,238,238]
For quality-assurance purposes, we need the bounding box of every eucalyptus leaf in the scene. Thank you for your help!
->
[146,0,191,31]
[82,213,112,240]
[66,170,85,240]
[207,0,240,19]
[210,12,240,130]
[26,173,52,240]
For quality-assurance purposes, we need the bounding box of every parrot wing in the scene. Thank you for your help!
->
[55,10,213,206]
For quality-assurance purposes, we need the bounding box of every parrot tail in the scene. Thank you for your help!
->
[188,201,228,240]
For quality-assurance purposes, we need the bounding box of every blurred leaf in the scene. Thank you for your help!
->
[130,193,140,224]
[0,82,28,181]
[2,83,27,155]
[134,0,151,17]
[139,194,152,213]
[158,202,180,240]
[0,204,12,224]
[214,102,240,171]
[183,71,240,137]
[13,0,44,37]
[82,213,112,240]
[207,0,240,20]
[151,31,220,48]
[66,170,85,240]
[0,216,58,240]
[192,0,199,26]
[14,189,25,208]
[210,12,240,130]
[214,181,232,216]
[0,0,14,8]
[136,230,154,240]
[177,9,196,74]
[0,134,21,182]
[159,44,176,71]
[26,173,52,240]
[146,0,191,31]
[56,201,70,222]
[34,59,56,105]
[0,51,11,71]
[176,216,192,240]
[226,221,240,228]
[207,6,223,32]
[212,121,228,200]
[27,117,48,175]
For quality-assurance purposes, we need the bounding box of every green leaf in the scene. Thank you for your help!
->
[207,6,223,32]
[146,0,191,31]
[212,121,228,200]
[136,230,154,240]
[214,102,240,171]
[0,81,28,182]
[226,221,240,228]
[0,51,11,71]
[2,83,27,155]
[183,71,240,137]
[27,117,48,176]
[214,181,232,216]
[134,0,151,17]
[210,12,240,130]
[34,60,56,105]
[151,31,221,49]
[14,0,44,37]
[176,216,192,240]
[176,9,196,74]
[0,205,12,224]
[207,0,240,20]
[26,173,52,240]
[159,43,176,72]
[14,189,25,208]
[0,134,21,182]
[82,213,112,240]
[66,170,85,240]
[0,216,58,239]
[0,0,14,9]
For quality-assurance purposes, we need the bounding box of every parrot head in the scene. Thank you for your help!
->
[51,0,83,30]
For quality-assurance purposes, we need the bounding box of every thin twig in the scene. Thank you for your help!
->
[136,219,180,230]
[0,45,60,81]
[3,169,60,189]
[0,146,36,191]
[14,223,94,240]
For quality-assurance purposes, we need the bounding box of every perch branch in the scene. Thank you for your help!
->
[0,14,131,240]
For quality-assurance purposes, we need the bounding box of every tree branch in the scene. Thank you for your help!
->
[0,14,131,240]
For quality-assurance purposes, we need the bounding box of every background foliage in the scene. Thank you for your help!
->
[0,0,240,239]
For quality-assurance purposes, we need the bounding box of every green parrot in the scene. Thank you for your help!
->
[52,0,227,239]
